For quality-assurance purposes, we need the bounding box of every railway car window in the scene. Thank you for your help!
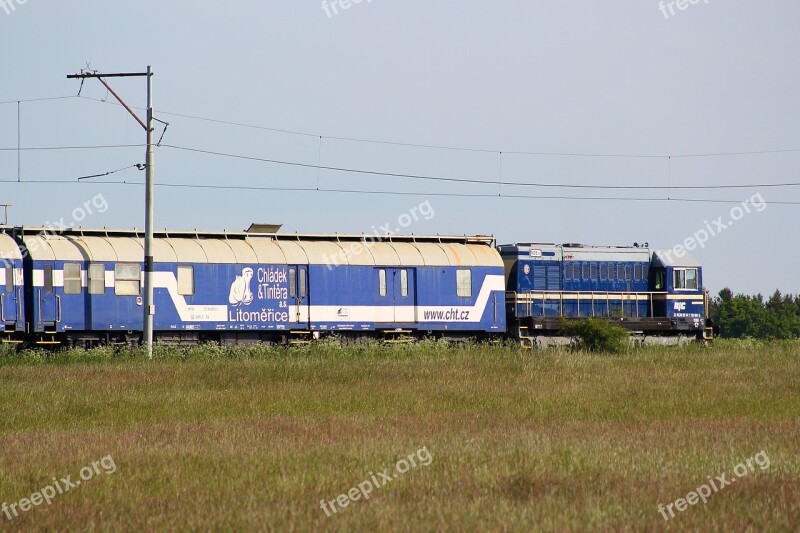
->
[114,264,141,296]
[643,265,649,281]
[634,264,642,281]
[4,264,11,292]
[599,264,607,281]
[177,266,194,296]
[64,263,82,294]
[400,270,408,297]
[88,264,105,295]
[590,264,597,280]
[379,269,387,297]
[299,268,307,298]
[457,269,472,298]
[674,268,699,290]
[44,265,53,294]
[581,264,589,280]
[564,264,572,279]
[289,268,297,298]
[625,265,633,281]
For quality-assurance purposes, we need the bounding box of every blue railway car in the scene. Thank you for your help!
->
[499,242,713,344]
[0,233,24,343]
[6,227,506,346]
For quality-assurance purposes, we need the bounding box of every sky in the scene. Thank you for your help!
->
[0,1,797,295]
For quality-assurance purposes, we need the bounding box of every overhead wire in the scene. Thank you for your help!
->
[76,95,800,159]
[0,91,797,204]
[29,179,800,205]
[160,144,800,191]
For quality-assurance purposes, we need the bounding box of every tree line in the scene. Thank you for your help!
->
[709,289,800,339]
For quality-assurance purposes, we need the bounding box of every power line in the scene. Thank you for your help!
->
[77,95,800,159]
[0,164,142,184]
[11,178,797,205]
[0,95,78,105]
[161,144,800,191]
[0,144,145,151]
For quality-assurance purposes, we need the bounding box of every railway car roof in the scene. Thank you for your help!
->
[0,233,22,260]
[1,227,501,267]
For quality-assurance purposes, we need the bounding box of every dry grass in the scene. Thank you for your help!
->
[0,340,798,531]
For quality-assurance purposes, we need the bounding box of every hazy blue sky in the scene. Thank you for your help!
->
[1,1,797,294]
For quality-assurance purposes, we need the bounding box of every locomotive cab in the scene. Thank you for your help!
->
[651,250,707,334]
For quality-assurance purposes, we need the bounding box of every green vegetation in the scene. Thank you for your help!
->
[559,318,630,353]
[0,341,798,530]
[711,288,800,339]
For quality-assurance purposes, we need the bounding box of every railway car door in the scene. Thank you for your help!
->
[392,268,415,323]
[1,263,17,326]
[37,263,59,329]
[288,266,309,328]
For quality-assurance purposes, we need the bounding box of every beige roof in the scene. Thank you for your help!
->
[0,234,22,261]
[8,228,503,268]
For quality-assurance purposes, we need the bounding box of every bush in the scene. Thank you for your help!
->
[559,318,629,354]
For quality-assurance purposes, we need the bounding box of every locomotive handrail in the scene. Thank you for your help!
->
[0,293,5,322]
[37,289,42,326]
[56,295,62,323]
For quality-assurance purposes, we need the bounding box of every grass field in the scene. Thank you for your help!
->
[0,340,798,531]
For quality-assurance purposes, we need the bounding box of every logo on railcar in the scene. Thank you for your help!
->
[228,267,254,306]
[227,267,290,324]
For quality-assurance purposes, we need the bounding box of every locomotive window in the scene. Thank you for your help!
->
[599,264,607,281]
[581,264,589,280]
[634,264,642,281]
[400,270,408,297]
[625,265,633,281]
[379,269,387,297]
[654,269,665,290]
[4,264,11,292]
[88,264,105,295]
[114,264,141,296]
[686,268,698,290]
[299,268,307,298]
[564,264,572,279]
[642,265,650,282]
[44,265,53,294]
[64,263,82,295]
[289,268,297,298]
[457,269,472,298]
[590,264,597,280]
[674,268,699,291]
[177,266,194,296]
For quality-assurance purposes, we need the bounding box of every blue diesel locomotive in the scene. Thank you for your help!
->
[0,226,713,347]
[500,243,715,345]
